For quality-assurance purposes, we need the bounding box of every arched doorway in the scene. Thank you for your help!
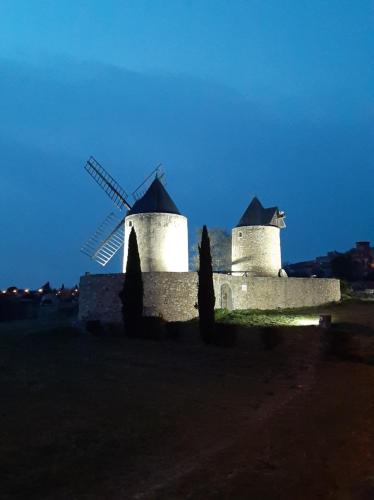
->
[221,283,233,310]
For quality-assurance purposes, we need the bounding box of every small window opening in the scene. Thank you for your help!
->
[238,231,243,238]
[129,221,133,227]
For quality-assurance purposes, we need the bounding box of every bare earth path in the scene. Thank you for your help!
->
[1,304,374,499]
[146,360,374,500]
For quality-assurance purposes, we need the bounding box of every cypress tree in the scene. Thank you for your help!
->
[198,225,215,343]
[119,227,143,336]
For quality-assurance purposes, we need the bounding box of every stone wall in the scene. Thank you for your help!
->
[213,274,341,310]
[79,272,198,323]
[123,213,188,273]
[232,225,282,276]
[79,273,124,324]
[79,272,341,324]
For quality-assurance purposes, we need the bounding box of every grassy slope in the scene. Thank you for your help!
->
[216,299,374,328]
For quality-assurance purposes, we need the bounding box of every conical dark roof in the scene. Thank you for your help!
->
[236,196,285,228]
[128,177,181,216]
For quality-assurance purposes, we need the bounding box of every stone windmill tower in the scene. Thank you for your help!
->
[123,177,188,272]
[81,157,188,272]
[232,197,285,276]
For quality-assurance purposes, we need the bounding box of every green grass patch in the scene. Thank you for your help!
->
[215,308,320,327]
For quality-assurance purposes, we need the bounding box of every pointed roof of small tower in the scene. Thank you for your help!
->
[127,177,181,216]
[236,196,285,228]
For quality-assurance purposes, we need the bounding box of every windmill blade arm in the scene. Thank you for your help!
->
[81,212,125,266]
[132,163,163,200]
[85,156,132,210]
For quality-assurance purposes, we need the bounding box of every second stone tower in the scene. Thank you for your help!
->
[232,197,285,277]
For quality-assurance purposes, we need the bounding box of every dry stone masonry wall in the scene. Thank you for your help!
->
[79,272,341,324]
[232,225,281,276]
[123,213,188,272]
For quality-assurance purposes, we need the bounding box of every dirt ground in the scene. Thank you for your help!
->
[1,302,374,500]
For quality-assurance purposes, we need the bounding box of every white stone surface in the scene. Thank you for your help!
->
[232,225,281,277]
[79,273,341,323]
[123,212,188,272]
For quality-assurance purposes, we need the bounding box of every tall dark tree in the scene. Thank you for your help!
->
[191,227,231,271]
[198,225,215,343]
[119,227,143,335]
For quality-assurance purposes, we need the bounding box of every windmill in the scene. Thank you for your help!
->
[81,156,163,267]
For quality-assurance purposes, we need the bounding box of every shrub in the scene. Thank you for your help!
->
[340,281,354,301]
[139,316,166,340]
[165,321,184,340]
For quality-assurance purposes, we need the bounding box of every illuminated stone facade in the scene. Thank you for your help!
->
[79,273,341,323]
[123,213,188,272]
[79,182,341,324]
[231,196,285,277]
[232,225,281,276]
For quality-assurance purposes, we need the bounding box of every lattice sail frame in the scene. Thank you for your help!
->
[132,163,164,201]
[85,156,132,210]
[81,156,164,267]
[81,212,125,266]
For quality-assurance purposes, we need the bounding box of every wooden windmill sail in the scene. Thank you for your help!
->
[81,156,163,266]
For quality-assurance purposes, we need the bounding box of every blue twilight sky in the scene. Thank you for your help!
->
[0,0,373,288]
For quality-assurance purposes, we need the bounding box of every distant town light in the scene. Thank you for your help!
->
[38,288,43,293]
[2,290,6,294]
[13,289,17,294]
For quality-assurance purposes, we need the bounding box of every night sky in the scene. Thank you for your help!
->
[0,1,372,288]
